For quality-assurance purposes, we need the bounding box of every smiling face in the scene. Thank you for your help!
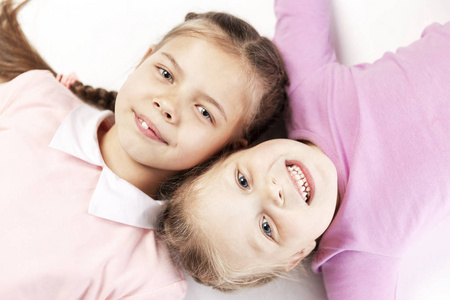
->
[194,139,339,271]
[113,35,255,172]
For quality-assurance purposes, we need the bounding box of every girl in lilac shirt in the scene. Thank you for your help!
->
[161,0,450,298]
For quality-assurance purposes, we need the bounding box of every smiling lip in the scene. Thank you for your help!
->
[134,112,167,144]
[286,160,315,205]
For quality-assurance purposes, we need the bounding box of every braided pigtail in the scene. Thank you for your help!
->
[69,81,117,112]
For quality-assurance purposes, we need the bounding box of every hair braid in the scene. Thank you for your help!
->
[69,81,117,111]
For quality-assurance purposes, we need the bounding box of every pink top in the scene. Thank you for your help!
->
[0,70,186,299]
[274,0,450,299]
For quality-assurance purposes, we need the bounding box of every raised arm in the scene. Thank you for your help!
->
[273,0,336,86]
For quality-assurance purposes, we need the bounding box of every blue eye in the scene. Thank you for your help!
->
[262,217,272,237]
[237,172,249,189]
[158,68,173,83]
[196,106,212,122]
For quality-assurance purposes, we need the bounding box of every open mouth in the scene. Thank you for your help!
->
[286,164,312,204]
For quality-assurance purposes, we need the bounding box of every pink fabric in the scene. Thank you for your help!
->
[0,71,186,299]
[274,0,450,299]
[49,103,166,230]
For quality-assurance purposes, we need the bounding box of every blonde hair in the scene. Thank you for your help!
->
[160,156,310,292]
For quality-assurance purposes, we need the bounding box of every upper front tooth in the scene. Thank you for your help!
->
[141,121,149,129]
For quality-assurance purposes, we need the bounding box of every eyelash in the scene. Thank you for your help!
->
[196,106,213,123]
[158,67,173,83]
[237,171,249,189]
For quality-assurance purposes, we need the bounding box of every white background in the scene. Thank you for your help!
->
[17,1,450,299]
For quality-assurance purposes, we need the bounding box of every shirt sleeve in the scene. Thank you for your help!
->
[273,0,337,88]
[320,250,400,300]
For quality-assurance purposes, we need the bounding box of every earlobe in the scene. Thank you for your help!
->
[237,138,248,148]
[137,44,156,68]
[229,138,248,151]
[284,241,317,272]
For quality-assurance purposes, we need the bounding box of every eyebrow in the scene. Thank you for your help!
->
[161,52,228,122]
[200,93,228,122]
[161,52,182,75]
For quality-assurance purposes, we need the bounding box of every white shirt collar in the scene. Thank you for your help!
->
[49,104,165,229]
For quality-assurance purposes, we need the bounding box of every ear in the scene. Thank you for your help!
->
[229,138,248,151]
[137,44,156,68]
[284,241,316,272]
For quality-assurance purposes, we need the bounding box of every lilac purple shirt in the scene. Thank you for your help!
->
[274,0,450,299]
[0,70,186,299]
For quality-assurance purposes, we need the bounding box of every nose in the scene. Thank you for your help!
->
[153,98,176,123]
[267,178,284,206]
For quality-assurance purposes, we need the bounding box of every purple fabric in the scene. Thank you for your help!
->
[274,0,450,298]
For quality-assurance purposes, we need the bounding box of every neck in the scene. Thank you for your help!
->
[98,124,178,198]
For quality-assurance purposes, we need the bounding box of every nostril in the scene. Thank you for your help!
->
[165,113,172,119]
[154,101,160,108]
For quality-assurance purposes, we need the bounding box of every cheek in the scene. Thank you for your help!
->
[276,210,316,244]
[118,70,150,99]
[279,218,303,241]
[182,122,236,151]
[180,134,226,163]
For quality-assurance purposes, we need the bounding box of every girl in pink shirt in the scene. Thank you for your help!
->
[160,0,450,298]
[0,0,288,298]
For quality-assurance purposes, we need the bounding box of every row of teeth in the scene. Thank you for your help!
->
[287,165,311,202]
[138,118,149,130]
